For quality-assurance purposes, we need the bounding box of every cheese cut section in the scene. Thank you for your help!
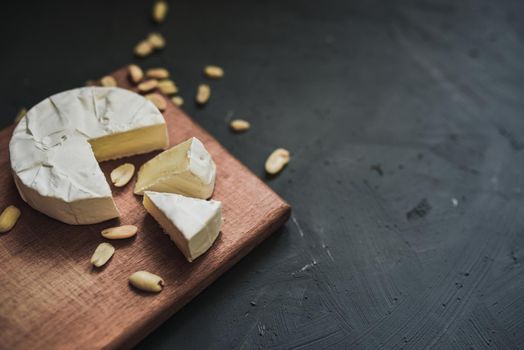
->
[9,87,169,225]
[143,191,222,262]
[134,137,216,199]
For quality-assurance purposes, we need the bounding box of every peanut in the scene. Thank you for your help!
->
[138,79,158,92]
[90,243,115,267]
[100,76,117,87]
[171,96,184,106]
[147,32,166,49]
[0,206,21,233]
[152,1,168,23]
[101,225,138,240]
[158,80,177,95]
[145,93,167,111]
[265,148,290,175]
[204,65,224,79]
[196,84,211,104]
[135,40,154,57]
[110,163,135,187]
[128,64,144,84]
[129,271,164,292]
[230,119,250,132]
[146,68,169,79]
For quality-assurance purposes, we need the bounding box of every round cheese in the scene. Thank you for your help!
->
[9,87,169,225]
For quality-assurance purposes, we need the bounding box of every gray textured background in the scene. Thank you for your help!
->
[2,0,524,348]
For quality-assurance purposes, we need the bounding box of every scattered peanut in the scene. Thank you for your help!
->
[171,96,184,106]
[146,68,169,79]
[230,119,250,132]
[90,243,115,267]
[110,163,135,187]
[147,32,166,49]
[101,225,138,240]
[0,206,21,233]
[152,1,168,23]
[204,65,224,79]
[158,80,178,94]
[196,84,211,104]
[145,93,167,111]
[100,75,117,87]
[265,148,290,175]
[85,80,96,86]
[138,79,158,92]
[128,64,144,84]
[129,271,164,292]
[134,40,154,57]
[14,107,27,124]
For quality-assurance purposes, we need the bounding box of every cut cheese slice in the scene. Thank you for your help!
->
[9,87,169,225]
[143,191,222,262]
[134,137,216,199]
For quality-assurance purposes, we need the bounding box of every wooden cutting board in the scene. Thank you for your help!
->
[0,67,291,349]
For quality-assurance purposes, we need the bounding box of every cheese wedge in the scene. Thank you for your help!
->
[134,137,216,199]
[9,87,169,225]
[143,191,222,261]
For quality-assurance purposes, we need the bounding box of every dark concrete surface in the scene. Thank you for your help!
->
[2,0,524,348]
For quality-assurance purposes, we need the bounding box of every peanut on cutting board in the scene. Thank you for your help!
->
[100,76,117,87]
[145,93,167,111]
[196,84,211,104]
[171,96,184,106]
[128,65,144,83]
[146,68,169,79]
[265,148,290,175]
[101,225,138,240]
[129,271,164,292]
[138,79,158,93]
[90,243,115,268]
[158,80,177,95]
[0,205,21,233]
[110,163,135,187]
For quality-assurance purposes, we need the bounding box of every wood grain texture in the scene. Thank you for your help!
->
[0,67,291,350]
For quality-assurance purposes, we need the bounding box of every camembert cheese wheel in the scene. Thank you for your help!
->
[9,87,169,225]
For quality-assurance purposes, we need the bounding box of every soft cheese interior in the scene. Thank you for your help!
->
[134,137,216,199]
[9,87,169,225]
[143,191,222,262]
